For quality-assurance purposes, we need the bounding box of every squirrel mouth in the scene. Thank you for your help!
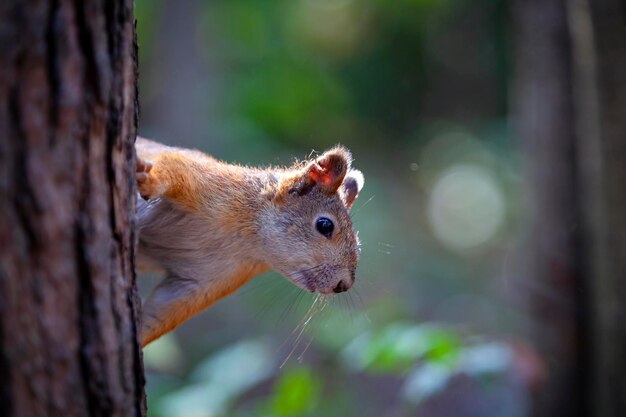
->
[284,270,316,292]
[301,274,317,293]
[288,265,346,294]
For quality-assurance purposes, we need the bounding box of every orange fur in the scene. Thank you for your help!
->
[137,139,263,225]
[141,262,269,347]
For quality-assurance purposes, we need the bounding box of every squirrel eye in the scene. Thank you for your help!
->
[315,217,334,239]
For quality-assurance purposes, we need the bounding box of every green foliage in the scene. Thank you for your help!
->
[144,317,515,416]
[149,339,276,417]
[233,61,348,142]
[343,323,462,373]
[192,0,481,146]
[260,368,322,417]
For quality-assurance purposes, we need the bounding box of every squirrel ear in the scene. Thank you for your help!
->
[339,169,364,209]
[305,147,351,194]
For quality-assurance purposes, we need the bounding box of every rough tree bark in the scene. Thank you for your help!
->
[515,0,626,416]
[0,1,145,416]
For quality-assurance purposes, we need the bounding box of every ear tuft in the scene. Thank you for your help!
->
[305,146,351,194]
[339,169,364,209]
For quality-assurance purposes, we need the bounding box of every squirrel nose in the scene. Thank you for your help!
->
[333,280,351,293]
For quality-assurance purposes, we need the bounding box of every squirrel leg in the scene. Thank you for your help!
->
[135,152,204,211]
[136,154,166,200]
[140,273,208,347]
[136,157,154,198]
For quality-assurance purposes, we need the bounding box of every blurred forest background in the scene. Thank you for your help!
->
[134,1,625,417]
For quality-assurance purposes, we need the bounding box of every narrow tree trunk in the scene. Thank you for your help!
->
[515,0,626,416]
[0,1,145,416]
[571,0,626,415]
[514,1,585,416]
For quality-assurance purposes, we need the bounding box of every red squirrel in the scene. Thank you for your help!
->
[135,137,364,346]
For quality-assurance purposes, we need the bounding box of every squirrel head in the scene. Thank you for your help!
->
[258,146,364,295]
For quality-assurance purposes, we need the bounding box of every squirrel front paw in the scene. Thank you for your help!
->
[136,157,160,199]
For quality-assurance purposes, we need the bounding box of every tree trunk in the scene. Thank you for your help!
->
[572,0,626,415]
[514,1,585,416]
[514,0,626,416]
[0,1,145,416]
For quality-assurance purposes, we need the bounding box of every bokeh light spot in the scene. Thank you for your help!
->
[428,165,505,251]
